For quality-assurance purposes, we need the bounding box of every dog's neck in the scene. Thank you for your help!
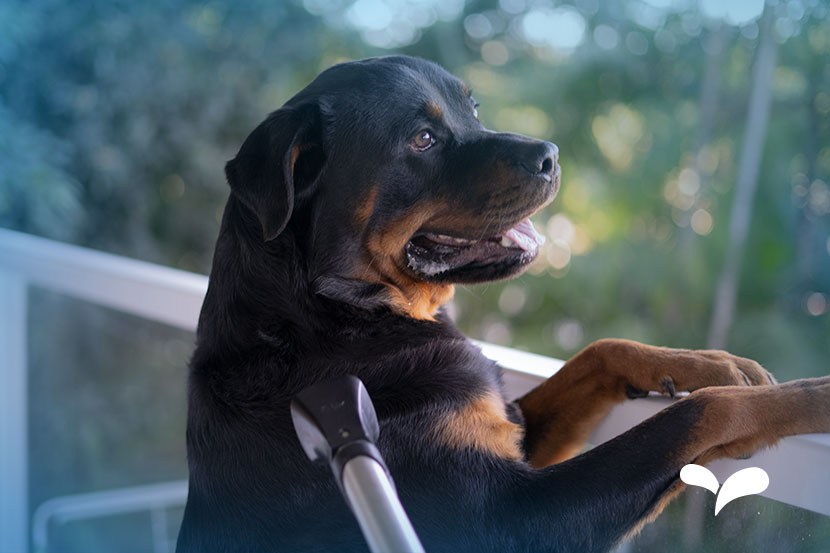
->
[313,273,455,321]
[379,282,455,321]
[196,198,459,359]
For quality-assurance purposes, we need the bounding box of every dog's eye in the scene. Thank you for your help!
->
[411,130,435,151]
[470,95,480,119]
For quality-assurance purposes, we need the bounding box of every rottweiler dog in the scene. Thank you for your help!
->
[177,56,830,553]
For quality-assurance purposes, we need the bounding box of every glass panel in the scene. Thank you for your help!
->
[28,287,192,552]
[52,512,158,553]
[619,488,830,553]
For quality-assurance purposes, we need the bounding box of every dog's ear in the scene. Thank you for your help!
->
[225,104,324,241]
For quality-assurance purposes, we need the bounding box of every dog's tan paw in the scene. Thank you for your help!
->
[590,339,778,398]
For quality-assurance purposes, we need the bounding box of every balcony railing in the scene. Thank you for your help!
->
[1,227,828,553]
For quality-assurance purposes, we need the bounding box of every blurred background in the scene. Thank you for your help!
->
[1,0,829,551]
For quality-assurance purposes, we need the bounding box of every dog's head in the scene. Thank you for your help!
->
[226,56,559,320]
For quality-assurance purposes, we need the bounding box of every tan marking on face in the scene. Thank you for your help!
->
[354,185,378,228]
[425,101,443,120]
[356,201,455,320]
[434,391,524,461]
[460,82,470,96]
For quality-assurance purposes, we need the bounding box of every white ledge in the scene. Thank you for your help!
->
[0,228,206,331]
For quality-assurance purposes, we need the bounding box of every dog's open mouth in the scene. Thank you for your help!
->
[405,218,545,281]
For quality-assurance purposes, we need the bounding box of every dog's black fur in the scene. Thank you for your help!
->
[177,56,830,553]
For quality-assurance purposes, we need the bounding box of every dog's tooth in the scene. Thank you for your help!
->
[427,233,477,246]
[500,236,515,248]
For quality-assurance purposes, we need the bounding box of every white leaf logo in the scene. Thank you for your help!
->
[679,464,770,516]
[679,464,720,495]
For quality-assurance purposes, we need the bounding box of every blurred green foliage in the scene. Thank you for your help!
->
[2,0,829,551]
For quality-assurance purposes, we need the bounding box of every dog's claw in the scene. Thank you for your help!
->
[662,377,676,398]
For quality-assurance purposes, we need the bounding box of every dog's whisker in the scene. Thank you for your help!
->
[361,253,379,280]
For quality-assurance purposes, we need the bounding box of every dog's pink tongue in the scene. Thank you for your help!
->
[503,219,546,252]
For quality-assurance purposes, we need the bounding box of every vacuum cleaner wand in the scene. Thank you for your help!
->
[290,375,426,553]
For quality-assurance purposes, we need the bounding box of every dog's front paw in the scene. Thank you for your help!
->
[647,349,775,397]
[688,376,830,465]
[591,339,777,398]
[681,349,777,388]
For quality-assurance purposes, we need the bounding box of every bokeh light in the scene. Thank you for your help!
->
[520,6,586,54]
[699,0,764,25]
[805,292,828,316]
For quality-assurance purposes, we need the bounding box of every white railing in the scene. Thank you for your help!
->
[31,480,187,553]
[1,227,828,553]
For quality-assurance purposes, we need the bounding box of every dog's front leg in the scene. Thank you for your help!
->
[422,377,830,553]
[516,339,777,467]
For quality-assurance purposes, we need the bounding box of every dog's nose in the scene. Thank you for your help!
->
[534,142,559,180]
[519,141,558,181]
